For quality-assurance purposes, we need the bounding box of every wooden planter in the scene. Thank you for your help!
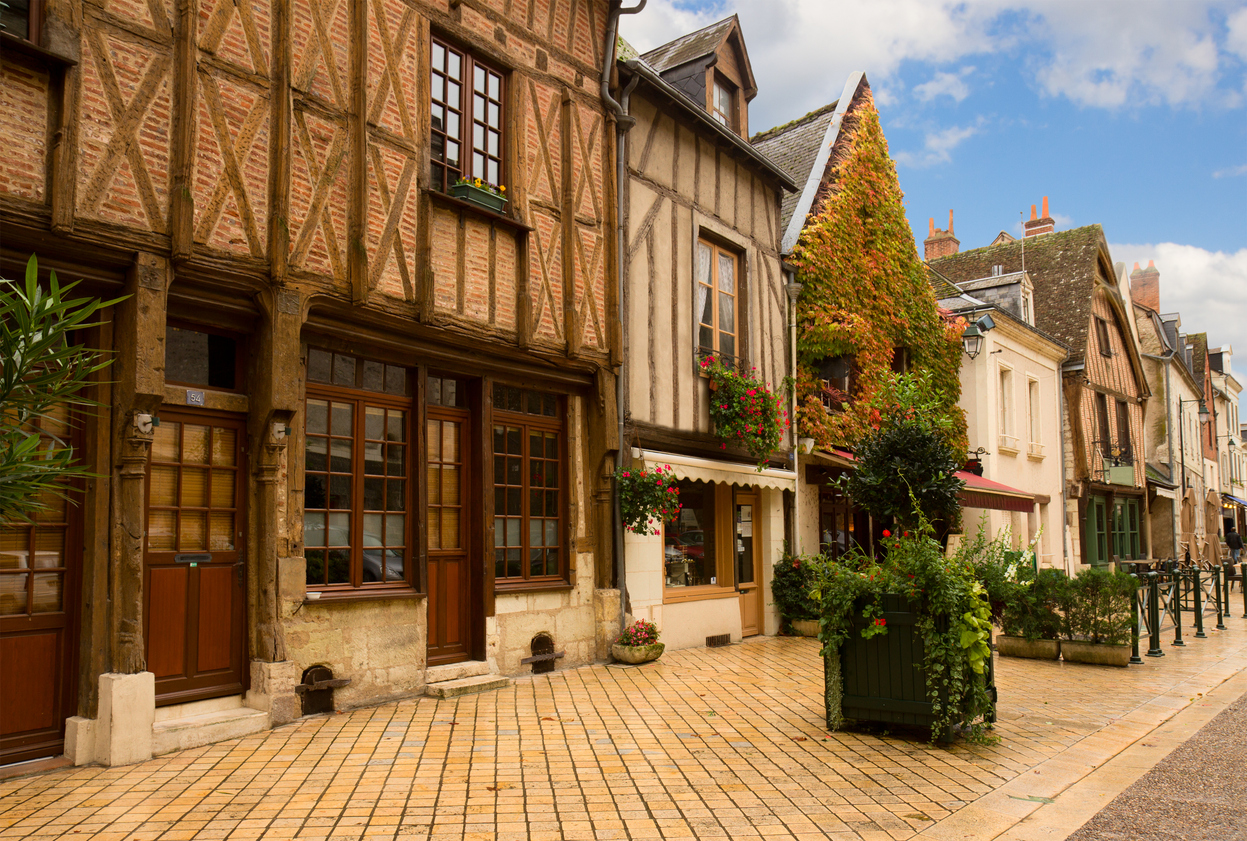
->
[831,594,996,741]
[611,643,664,664]
[997,635,1060,660]
[450,183,507,213]
[1060,640,1131,667]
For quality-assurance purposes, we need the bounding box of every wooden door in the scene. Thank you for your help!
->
[735,494,762,636]
[426,409,471,664]
[0,404,81,765]
[144,412,247,705]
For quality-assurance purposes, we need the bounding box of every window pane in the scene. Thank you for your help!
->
[429,466,442,505]
[719,293,734,336]
[333,354,356,386]
[363,514,383,547]
[664,480,715,588]
[545,519,558,548]
[181,513,207,551]
[210,513,235,550]
[493,517,506,547]
[331,402,353,436]
[184,425,210,465]
[387,480,405,511]
[507,549,521,578]
[363,361,384,392]
[31,573,62,613]
[212,428,237,467]
[308,349,332,383]
[304,512,326,546]
[364,441,384,475]
[719,333,735,360]
[385,365,407,396]
[327,549,349,584]
[442,466,460,505]
[428,513,442,550]
[441,510,460,549]
[33,530,64,569]
[0,575,27,615]
[152,422,179,462]
[0,530,28,568]
[211,471,236,508]
[508,488,521,516]
[182,468,208,508]
[305,550,325,586]
[365,406,384,440]
[327,512,351,545]
[306,400,329,435]
[717,252,734,293]
[386,443,405,476]
[388,410,406,442]
[529,520,543,548]
[364,477,384,509]
[386,514,405,544]
[150,467,179,507]
[443,422,459,461]
[330,439,352,472]
[329,474,351,509]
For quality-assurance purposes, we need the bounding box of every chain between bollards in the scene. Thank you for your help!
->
[1146,572,1164,657]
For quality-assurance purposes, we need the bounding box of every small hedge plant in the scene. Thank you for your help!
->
[771,553,820,623]
[1001,567,1069,642]
[1062,567,1135,646]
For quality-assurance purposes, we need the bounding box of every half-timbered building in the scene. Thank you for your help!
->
[1,0,622,767]
[931,204,1153,568]
[612,18,798,649]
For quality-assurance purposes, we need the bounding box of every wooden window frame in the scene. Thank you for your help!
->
[1,0,44,45]
[430,35,506,193]
[304,352,415,597]
[492,393,567,590]
[164,321,248,394]
[696,238,742,367]
[662,480,737,603]
[1095,391,1111,458]
[1115,399,1131,461]
[710,74,735,131]
[1027,377,1041,444]
[1095,317,1112,357]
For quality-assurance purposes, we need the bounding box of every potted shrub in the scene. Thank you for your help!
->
[772,553,820,636]
[450,177,508,213]
[811,525,996,742]
[611,619,664,664]
[616,464,681,535]
[699,355,789,469]
[998,567,1068,660]
[1060,567,1135,667]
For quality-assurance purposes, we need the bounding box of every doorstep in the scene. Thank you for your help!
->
[152,696,268,756]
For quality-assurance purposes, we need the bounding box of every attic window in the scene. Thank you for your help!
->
[711,76,734,130]
[1021,293,1032,325]
[1095,317,1112,357]
[991,265,1003,277]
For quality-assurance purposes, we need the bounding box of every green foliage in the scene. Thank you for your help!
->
[1,256,121,522]
[1062,567,1136,646]
[700,355,789,469]
[770,552,820,622]
[846,420,963,531]
[810,518,995,741]
[1001,568,1070,642]
[788,96,965,454]
[958,525,1015,622]
[616,464,681,536]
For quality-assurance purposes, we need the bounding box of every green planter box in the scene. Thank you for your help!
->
[450,183,507,213]
[831,594,997,741]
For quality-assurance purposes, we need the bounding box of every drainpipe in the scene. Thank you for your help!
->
[783,265,801,555]
[1057,366,1072,575]
[601,0,645,634]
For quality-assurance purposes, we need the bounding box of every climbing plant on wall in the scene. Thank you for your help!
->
[789,95,966,454]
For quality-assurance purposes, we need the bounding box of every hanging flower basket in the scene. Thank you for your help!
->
[699,355,790,469]
[616,464,681,535]
[450,178,508,213]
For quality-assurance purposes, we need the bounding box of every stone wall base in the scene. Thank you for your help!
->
[64,672,155,767]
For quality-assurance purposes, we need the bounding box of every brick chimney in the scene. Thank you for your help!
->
[924,209,959,261]
[1130,260,1161,312]
[1023,196,1055,238]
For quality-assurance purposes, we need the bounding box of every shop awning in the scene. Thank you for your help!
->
[1224,493,1247,507]
[638,449,797,491]
[957,471,1035,513]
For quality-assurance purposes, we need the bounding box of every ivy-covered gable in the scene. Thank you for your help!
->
[787,95,966,452]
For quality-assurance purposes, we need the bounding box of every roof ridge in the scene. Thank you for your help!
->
[751,100,840,144]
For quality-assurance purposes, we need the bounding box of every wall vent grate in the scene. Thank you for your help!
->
[706,634,731,648]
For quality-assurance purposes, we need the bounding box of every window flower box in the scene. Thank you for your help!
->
[450,180,507,214]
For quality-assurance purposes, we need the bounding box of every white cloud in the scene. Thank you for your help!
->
[620,1,1247,128]
[894,119,986,168]
[913,68,975,103]
[1213,163,1247,178]
[1111,242,1247,408]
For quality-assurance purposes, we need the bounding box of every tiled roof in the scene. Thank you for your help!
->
[928,225,1107,363]
[751,102,838,234]
[640,16,734,73]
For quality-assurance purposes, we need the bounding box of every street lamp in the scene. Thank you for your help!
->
[961,313,995,359]
[1177,397,1210,493]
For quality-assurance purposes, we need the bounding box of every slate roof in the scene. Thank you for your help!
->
[640,16,735,74]
[751,103,838,237]
[928,225,1108,364]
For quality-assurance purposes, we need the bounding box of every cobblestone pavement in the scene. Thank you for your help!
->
[1,615,1244,841]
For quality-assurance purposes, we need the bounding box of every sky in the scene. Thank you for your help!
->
[620,0,1247,413]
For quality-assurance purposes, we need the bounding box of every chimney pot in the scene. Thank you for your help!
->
[948,209,954,236]
[1030,204,1037,221]
[1147,260,1155,269]
[1041,196,1049,218]
[928,218,935,236]
[1132,262,1140,272]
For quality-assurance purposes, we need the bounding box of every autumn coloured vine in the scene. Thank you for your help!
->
[789,95,966,454]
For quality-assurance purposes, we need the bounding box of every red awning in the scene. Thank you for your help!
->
[957,471,1035,513]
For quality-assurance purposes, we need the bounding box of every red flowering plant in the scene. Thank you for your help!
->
[616,464,681,536]
[615,618,660,647]
[699,355,790,469]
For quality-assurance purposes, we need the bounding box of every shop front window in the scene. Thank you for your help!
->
[663,480,717,588]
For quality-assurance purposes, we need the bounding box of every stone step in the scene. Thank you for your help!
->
[425,660,490,684]
[425,674,511,699]
[152,705,269,757]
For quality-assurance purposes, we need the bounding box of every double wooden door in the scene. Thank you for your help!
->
[144,412,247,704]
[426,408,472,664]
[0,405,81,765]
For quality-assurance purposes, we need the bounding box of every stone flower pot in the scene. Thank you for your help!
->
[611,643,664,664]
[996,635,1060,660]
[790,619,820,638]
[1060,640,1131,668]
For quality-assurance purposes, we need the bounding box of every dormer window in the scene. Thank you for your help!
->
[711,76,735,130]
[1021,293,1032,325]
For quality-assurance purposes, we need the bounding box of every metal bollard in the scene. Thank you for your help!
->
[1172,567,1185,646]
[1129,574,1143,665]
[1224,562,1233,612]
[1193,567,1206,638]
[1242,562,1247,619]
[1214,565,1226,631]
[1146,572,1165,657]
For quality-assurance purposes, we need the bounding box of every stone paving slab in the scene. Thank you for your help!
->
[1,615,1243,841]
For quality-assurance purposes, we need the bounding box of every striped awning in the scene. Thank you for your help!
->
[957,471,1035,513]
[637,449,797,491]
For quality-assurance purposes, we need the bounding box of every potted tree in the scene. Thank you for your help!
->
[1060,567,1135,667]
[772,553,820,636]
[997,567,1068,660]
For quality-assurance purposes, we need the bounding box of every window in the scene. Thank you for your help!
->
[1111,498,1141,560]
[663,479,746,593]
[0,0,42,43]
[1115,400,1131,461]
[711,76,734,129]
[430,37,504,192]
[998,366,1012,435]
[304,349,412,591]
[1086,495,1108,567]
[166,326,241,391]
[1095,317,1112,357]
[1096,392,1111,457]
[1021,293,1032,325]
[1027,378,1041,443]
[890,347,910,374]
[816,355,854,412]
[697,239,739,363]
[492,384,564,584]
